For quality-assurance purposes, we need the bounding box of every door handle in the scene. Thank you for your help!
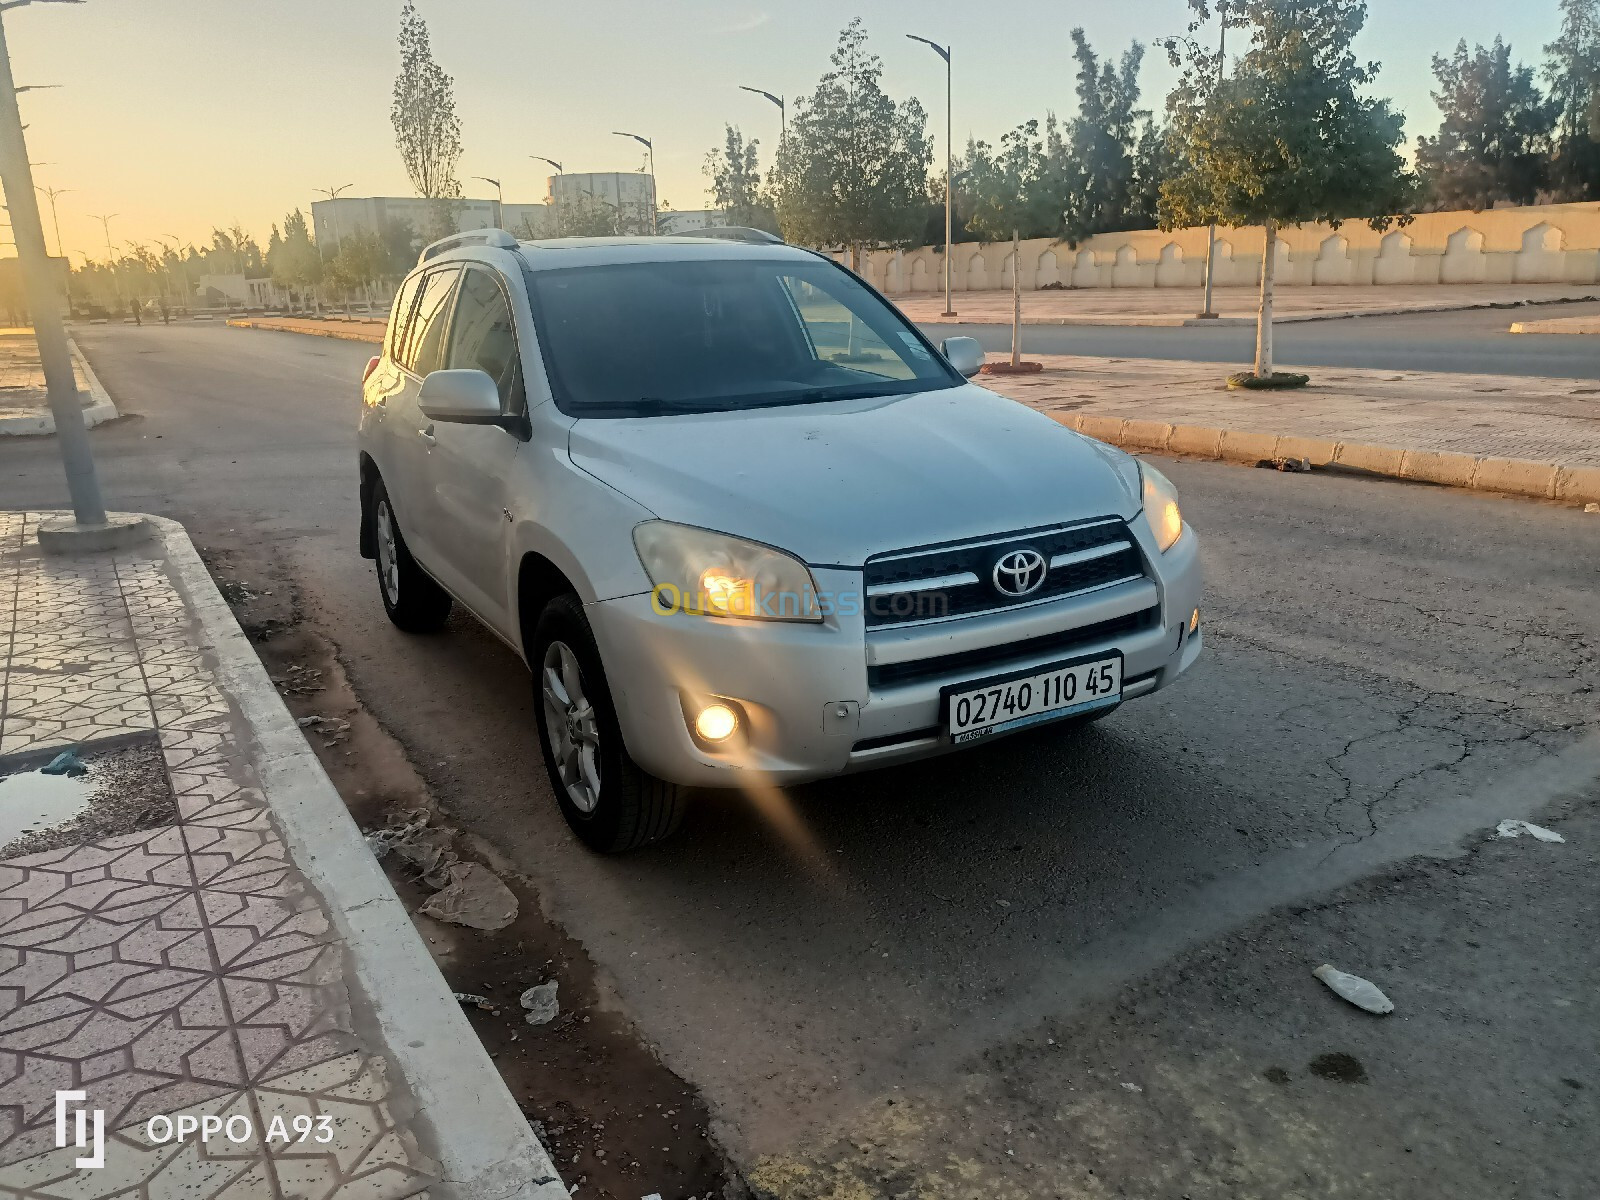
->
[418,424,436,445]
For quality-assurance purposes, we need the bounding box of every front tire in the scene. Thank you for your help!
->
[531,593,685,853]
[371,480,452,633]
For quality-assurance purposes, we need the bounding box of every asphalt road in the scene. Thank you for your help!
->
[926,297,1600,377]
[9,322,1599,1195]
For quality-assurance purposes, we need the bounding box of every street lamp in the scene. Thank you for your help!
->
[473,175,503,229]
[34,181,65,255]
[531,158,564,236]
[0,0,110,533]
[155,234,191,312]
[907,34,955,317]
[612,131,656,235]
[314,182,354,253]
[1161,4,1230,319]
[88,211,119,302]
[738,85,785,141]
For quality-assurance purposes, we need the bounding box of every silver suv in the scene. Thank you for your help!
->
[358,229,1203,851]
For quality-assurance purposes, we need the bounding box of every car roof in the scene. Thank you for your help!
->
[509,236,821,272]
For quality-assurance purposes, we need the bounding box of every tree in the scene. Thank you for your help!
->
[327,231,389,314]
[704,125,777,231]
[391,0,463,230]
[267,209,322,311]
[1161,0,1417,381]
[1060,30,1151,243]
[1416,39,1557,210]
[1544,0,1600,200]
[555,192,621,238]
[771,19,932,266]
[1129,119,1179,228]
[963,121,1062,366]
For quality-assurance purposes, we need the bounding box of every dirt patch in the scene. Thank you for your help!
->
[0,734,176,857]
[205,539,739,1200]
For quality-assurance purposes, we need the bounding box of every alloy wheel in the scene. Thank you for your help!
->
[541,639,601,812]
[375,500,400,605]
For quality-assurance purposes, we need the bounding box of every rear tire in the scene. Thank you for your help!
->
[531,593,686,853]
[372,479,452,633]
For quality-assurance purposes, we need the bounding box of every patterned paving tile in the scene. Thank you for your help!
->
[254,1053,436,1200]
[0,520,436,1197]
[0,1088,274,1197]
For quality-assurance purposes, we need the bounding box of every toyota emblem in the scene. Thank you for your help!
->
[992,548,1048,597]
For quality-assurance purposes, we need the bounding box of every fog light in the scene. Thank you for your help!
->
[694,702,739,743]
[1190,607,1201,633]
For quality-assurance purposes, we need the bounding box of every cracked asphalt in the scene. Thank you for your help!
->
[10,322,1598,1197]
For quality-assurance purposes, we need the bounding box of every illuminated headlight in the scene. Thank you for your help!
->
[633,521,821,621]
[1140,462,1185,553]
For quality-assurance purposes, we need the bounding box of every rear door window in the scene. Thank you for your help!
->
[386,273,423,362]
[445,268,523,411]
[402,266,459,375]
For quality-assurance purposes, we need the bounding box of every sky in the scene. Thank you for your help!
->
[6,0,1573,263]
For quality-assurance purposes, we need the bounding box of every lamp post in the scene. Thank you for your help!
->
[88,211,119,304]
[314,183,354,253]
[738,85,784,141]
[0,0,109,531]
[907,34,955,317]
[532,158,564,236]
[612,131,656,235]
[473,175,503,229]
[1196,1,1228,320]
[35,180,65,255]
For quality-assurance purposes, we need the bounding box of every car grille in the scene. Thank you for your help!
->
[867,607,1159,689]
[862,518,1145,628]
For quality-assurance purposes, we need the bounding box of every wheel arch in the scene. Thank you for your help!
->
[517,551,580,663]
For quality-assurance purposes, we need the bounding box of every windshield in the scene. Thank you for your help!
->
[521,256,960,417]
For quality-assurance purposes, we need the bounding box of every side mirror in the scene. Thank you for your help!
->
[418,368,504,424]
[941,336,985,378]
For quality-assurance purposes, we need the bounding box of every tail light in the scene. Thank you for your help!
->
[362,356,381,383]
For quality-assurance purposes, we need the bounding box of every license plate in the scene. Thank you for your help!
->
[943,653,1122,744]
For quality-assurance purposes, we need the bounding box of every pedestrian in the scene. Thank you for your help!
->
[129,296,141,326]
[158,296,170,325]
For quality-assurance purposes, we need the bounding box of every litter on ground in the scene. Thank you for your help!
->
[1495,819,1565,843]
[1313,963,1395,1015]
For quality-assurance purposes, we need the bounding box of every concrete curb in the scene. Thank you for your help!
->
[0,336,119,436]
[146,513,565,1200]
[915,291,1600,329]
[1050,411,1600,505]
[1509,317,1600,335]
[227,316,384,344]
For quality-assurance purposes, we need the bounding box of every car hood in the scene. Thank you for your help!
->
[566,383,1141,567]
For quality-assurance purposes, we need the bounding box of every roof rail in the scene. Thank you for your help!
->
[676,226,785,245]
[417,228,520,265]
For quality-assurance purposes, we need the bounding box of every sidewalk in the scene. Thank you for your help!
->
[0,331,118,437]
[889,283,1600,326]
[0,513,561,1198]
[980,355,1600,503]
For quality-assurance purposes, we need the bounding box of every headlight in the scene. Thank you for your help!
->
[633,521,821,622]
[1140,462,1184,552]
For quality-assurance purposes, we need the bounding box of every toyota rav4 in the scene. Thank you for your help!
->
[358,228,1203,852]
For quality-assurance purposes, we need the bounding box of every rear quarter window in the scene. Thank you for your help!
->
[386,273,423,362]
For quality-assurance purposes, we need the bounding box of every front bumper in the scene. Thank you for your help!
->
[586,524,1203,788]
